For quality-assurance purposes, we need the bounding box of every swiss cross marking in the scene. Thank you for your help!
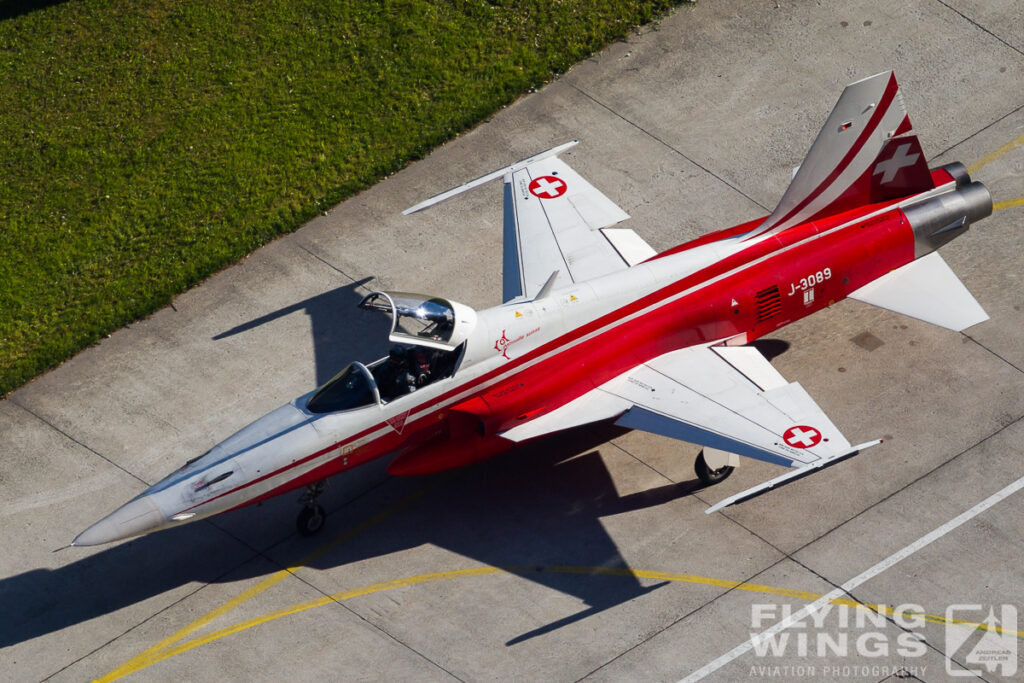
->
[528,175,567,199]
[783,425,822,449]
[873,143,919,184]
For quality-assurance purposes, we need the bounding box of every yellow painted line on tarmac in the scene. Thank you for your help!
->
[96,478,449,683]
[995,197,1024,211]
[118,567,503,675]
[968,131,1024,174]
[98,563,1023,681]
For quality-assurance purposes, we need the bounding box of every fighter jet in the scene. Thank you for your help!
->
[75,71,992,546]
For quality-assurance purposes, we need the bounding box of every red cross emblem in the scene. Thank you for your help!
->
[528,175,567,199]
[783,425,822,449]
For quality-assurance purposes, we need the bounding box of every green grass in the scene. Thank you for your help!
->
[0,0,683,395]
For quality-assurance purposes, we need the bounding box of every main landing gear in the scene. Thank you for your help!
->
[695,450,735,485]
[296,480,327,536]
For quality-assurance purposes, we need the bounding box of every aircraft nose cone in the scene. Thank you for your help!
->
[72,495,165,546]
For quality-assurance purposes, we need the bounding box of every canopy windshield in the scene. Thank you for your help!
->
[359,292,473,350]
[307,362,379,413]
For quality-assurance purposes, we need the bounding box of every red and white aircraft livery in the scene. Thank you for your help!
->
[75,72,993,545]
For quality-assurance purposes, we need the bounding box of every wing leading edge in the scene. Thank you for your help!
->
[499,343,881,512]
[405,142,656,302]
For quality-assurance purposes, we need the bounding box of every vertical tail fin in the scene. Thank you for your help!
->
[745,71,933,240]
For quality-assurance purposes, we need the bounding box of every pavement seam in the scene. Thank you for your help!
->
[296,583,467,682]
[43,504,318,682]
[6,398,149,488]
[777,412,1024,561]
[932,102,1024,162]
[296,241,364,284]
[566,83,771,212]
[41,548,263,681]
[708,412,1024,680]
[932,0,1024,59]
[584,408,1024,679]
[47,475,396,680]
[682,473,1024,682]
[963,332,1024,375]
[574,553,796,681]
[607,437,677,485]
[839,586,988,682]
[578,442,800,681]
[210,476,469,682]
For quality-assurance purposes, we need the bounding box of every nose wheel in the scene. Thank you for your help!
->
[297,504,326,536]
[296,481,327,536]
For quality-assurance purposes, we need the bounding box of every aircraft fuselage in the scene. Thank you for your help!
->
[73,164,988,546]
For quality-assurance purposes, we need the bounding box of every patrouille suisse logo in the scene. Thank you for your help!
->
[494,329,512,360]
[494,329,526,360]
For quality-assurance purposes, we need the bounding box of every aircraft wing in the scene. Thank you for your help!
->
[500,343,880,512]
[404,141,657,302]
[502,155,654,301]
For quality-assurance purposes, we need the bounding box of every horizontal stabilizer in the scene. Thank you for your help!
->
[849,251,988,331]
[705,439,882,514]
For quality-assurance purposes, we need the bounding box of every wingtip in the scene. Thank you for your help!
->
[401,139,582,216]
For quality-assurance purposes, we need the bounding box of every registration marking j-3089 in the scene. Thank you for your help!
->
[787,267,832,297]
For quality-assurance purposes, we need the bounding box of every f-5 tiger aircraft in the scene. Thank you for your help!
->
[75,71,993,545]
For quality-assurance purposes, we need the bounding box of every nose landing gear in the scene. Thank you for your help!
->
[296,481,327,536]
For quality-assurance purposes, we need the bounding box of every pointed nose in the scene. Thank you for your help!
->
[73,495,166,546]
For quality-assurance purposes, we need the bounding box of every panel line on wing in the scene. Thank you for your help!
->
[528,165,574,283]
[639,362,796,448]
[614,405,797,468]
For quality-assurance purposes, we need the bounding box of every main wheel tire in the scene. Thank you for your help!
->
[695,451,735,485]
[297,504,326,536]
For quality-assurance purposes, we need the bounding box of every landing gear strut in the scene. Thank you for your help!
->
[296,481,327,536]
[695,450,734,485]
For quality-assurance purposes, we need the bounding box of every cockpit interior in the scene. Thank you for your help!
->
[305,292,471,413]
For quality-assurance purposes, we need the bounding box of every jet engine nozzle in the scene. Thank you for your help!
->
[933,161,971,188]
[904,181,992,259]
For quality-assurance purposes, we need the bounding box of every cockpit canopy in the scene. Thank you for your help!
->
[359,291,476,351]
[306,293,476,414]
[306,362,379,413]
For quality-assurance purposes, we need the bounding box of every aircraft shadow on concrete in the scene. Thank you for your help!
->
[4,263,795,653]
[213,276,387,386]
[749,338,790,362]
[0,422,710,651]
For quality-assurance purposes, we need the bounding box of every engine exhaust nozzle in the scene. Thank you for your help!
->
[904,181,992,259]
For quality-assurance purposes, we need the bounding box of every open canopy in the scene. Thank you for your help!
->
[359,291,476,351]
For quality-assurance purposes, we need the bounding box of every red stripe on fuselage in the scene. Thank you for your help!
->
[186,189,928,515]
